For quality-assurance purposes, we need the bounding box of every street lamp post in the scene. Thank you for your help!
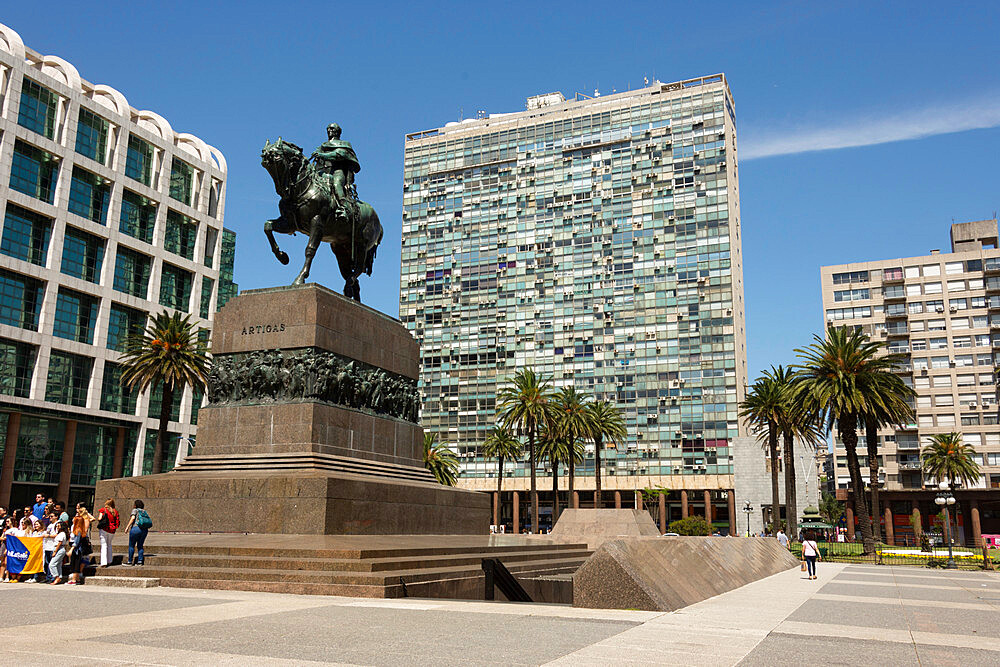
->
[743,501,754,537]
[934,479,957,569]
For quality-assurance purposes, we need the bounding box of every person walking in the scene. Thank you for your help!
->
[124,500,152,566]
[95,499,120,568]
[48,521,68,585]
[776,528,789,549]
[802,532,822,580]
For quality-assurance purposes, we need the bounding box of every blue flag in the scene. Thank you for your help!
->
[5,535,44,574]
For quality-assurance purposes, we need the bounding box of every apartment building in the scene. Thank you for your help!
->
[821,220,1000,493]
[400,75,747,532]
[0,22,236,509]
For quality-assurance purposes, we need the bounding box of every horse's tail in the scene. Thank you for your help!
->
[363,209,382,276]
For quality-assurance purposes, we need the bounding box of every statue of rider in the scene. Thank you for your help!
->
[311,123,361,223]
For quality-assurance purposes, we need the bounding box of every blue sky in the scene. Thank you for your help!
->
[6,1,999,379]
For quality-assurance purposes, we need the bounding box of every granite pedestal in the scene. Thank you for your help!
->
[96,284,490,535]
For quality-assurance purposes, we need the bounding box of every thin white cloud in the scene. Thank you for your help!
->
[741,96,1000,160]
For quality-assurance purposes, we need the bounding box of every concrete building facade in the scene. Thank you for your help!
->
[0,22,236,509]
[400,75,747,531]
[731,436,819,537]
[820,220,1000,494]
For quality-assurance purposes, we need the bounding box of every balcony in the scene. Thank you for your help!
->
[883,291,906,302]
[985,258,1000,274]
[883,269,905,283]
[894,363,913,374]
[886,328,909,337]
[898,461,923,471]
[885,309,908,319]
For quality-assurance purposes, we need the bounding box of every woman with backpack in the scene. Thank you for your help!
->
[124,500,152,566]
[95,499,120,568]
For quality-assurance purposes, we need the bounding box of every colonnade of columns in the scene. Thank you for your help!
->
[843,496,984,547]
[498,488,737,535]
[0,412,127,508]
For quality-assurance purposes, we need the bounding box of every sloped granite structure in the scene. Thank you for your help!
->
[548,509,660,549]
[97,284,490,535]
[573,536,800,611]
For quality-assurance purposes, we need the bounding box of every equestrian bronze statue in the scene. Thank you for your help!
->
[261,124,383,301]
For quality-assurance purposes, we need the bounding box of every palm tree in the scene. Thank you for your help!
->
[538,424,570,525]
[422,432,459,486]
[481,426,523,526]
[921,432,980,488]
[768,365,823,537]
[497,369,554,533]
[551,387,593,507]
[120,311,209,475]
[588,401,626,508]
[794,326,903,554]
[860,371,915,542]
[739,372,784,533]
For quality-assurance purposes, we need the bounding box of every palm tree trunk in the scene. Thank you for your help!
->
[529,429,538,534]
[594,435,603,508]
[865,414,882,543]
[568,449,575,509]
[840,414,875,554]
[152,382,173,475]
[768,420,780,535]
[551,457,559,526]
[495,455,503,528]
[783,429,797,538]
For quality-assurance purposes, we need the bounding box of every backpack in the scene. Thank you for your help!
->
[135,509,152,529]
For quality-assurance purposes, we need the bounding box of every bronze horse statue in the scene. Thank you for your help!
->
[261,138,382,300]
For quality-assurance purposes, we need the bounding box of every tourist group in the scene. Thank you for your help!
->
[0,492,152,585]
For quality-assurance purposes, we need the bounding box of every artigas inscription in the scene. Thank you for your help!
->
[241,323,286,335]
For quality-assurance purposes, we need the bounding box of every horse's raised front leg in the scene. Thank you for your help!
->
[264,217,290,265]
[292,214,324,285]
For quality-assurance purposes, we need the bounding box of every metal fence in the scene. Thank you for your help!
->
[791,541,995,571]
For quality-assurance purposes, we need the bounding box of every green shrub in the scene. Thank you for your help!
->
[926,558,945,568]
[668,515,712,536]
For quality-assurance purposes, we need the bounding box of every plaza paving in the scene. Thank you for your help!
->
[0,563,997,665]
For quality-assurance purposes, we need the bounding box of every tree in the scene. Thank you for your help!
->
[766,365,823,539]
[481,426,523,526]
[120,311,209,475]
[860,370,915,542]
[497,369,554,533]
[819,491,844,528]
[794,326,904,554]
[921,432,980,488]
[422,432,459,486]
[740,372,784,534]
[640,485,670,524]
[669,515,712,536]
[551,387,593,507]
[587,401,626,508]
[537,424,570,526]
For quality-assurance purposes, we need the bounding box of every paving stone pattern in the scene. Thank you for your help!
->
[0,561,997,665]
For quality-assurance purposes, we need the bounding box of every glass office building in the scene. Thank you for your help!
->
[400,75,747,531]
[0,22,236,509]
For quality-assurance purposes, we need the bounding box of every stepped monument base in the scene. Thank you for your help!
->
[97,284,490,535]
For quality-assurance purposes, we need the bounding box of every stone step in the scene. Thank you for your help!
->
[112,541,587,560]
[177,452,437,484]
[114,548,592,573]
[152,577,396,598]
[85,576,160,588]
[92,556,588,587]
